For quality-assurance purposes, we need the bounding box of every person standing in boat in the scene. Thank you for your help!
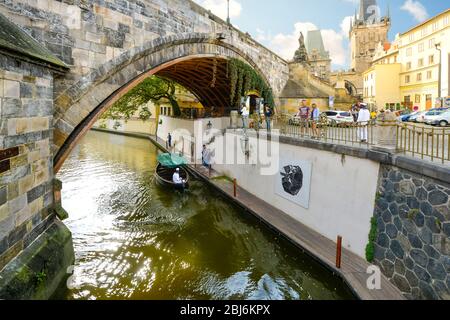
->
[172,168,186,185]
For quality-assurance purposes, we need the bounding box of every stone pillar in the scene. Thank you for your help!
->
[372,112,399,154]
[230,110,239,129]
[53,179,68,221]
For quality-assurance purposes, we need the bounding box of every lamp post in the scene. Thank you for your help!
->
[226,0,230,25]
[435,43,442,105]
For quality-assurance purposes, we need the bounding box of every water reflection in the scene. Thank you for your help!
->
[56,130,354,300]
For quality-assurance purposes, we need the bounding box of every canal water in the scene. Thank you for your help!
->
[55,130,354,300]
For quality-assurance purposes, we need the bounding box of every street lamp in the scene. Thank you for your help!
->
[226,0,230,25]
[435,43,442,105]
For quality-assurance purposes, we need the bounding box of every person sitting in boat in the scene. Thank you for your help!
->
[172,168,186,185]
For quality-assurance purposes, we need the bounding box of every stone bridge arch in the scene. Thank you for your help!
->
[53,33,274,172]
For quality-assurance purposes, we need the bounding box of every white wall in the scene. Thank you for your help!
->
[158,116,231,159]
[214,132,380,258]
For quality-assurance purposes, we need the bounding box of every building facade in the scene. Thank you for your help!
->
[399,9,450,111]
[306,30,331,82]
[363,38,402,110]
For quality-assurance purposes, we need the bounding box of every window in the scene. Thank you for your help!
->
[432,22,439,32]
[427,70,432,79]
[409,34,414,42]
[444,16,449,26]
[421,27,428,37]
[405,75,410,83]
[418,58,424,67]
[406,62,412,70]
[415,94,421,103]
[394,56,397,63]
[406,48,412,57]
[404,96,411,108]
[417,73,422,81]
[418,43,424,52]
[429,55,435,64]
[429,38,435,49]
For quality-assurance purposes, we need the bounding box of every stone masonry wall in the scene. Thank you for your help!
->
[0,0,289,98]
[0,54,56,271]
[374,164,450,300]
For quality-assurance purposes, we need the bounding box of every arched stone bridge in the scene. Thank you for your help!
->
[0,0,289,299]
[0,0,289,170]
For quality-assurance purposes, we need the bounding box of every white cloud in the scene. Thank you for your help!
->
[258,15,353,67]
[193,0,242,21]
[340,16,354,38]
[401,0,429,22]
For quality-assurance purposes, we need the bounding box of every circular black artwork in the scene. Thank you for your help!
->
[280,165,304,196]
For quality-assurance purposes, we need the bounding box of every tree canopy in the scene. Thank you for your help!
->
[101,76,182,121]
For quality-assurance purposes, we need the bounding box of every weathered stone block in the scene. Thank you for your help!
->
[4,80,20,98]
[410,249,428,268]
[14,205,31,227]
[427,259,446,281]
[393,274,411,293]
[390,240,405,259]
[27,185,46,204]
[0,186,6,206]
[429,190,448,206]
[443,223,450,237]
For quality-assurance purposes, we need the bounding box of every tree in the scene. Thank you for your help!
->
[101,76,182,121]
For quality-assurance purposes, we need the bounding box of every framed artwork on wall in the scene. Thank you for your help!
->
[275,157,312,209]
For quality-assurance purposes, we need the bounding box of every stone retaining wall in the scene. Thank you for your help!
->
[0,53,56,271]
[373,165,450,300]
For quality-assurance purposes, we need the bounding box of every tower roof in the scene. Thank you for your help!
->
[306,30,329,59]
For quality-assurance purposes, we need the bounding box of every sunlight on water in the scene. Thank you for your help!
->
[55,130,354,300]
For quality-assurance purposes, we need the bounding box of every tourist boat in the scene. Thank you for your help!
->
[155,153,189,190]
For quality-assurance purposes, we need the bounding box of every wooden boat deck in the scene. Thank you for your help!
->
[149,135,405,300]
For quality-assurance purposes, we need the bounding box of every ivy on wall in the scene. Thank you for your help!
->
[227,58,275,109]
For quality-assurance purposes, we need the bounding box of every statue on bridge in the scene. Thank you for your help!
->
[293,32,309,64]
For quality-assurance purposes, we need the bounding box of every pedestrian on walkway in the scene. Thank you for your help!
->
[241,103,249,129]
[357,104,371,143]
[297,100,310,136]
[264,103,273,131]
[202,144,210,167]
[167,133,172,148]
[311,103,321,139]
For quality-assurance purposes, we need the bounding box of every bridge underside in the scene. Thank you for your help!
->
[156,57,231,109]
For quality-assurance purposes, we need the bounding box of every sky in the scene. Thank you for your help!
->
[192,0,449,70]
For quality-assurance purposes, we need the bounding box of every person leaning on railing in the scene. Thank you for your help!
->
[357,104,371,143]
[311,104,321,139]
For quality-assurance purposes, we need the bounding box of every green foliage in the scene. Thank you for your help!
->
[375,192,382,203]
[35,270,47,286]
[228,58,275,109]
[435,218,442,231]
[408,209,420,220]
[101,76,180,121]
[366,217,378,263]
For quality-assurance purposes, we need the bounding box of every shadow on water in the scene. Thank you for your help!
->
[54,130,355,300]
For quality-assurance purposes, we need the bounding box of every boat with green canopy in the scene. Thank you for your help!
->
[155,153,189,190]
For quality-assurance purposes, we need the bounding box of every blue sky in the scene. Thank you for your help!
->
[193,0,449,70]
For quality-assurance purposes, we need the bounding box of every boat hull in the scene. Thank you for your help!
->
[155,164,189,190]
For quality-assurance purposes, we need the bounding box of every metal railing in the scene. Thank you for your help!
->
[397,123,449,164]
[274,114,375,147]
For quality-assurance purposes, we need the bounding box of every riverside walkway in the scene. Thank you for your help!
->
[146,133,405,301]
